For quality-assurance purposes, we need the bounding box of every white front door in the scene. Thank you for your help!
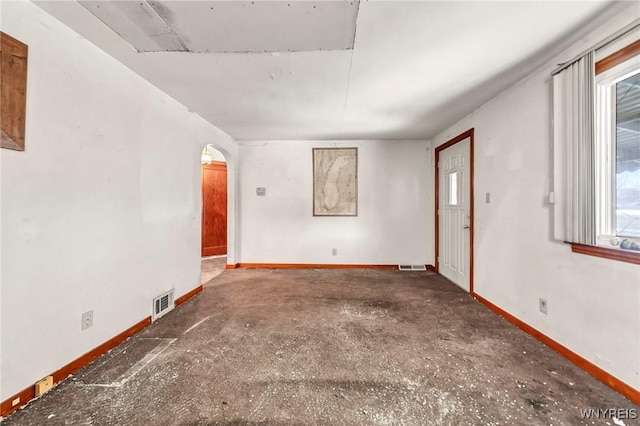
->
[438,137,471,291]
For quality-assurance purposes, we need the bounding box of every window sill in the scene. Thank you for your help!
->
[571,243,640,265]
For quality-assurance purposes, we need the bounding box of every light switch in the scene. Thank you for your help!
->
[256,187,266,197]
[485,192,491,203]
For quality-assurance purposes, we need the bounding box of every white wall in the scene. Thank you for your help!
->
[205,145,227,163]
[0,0,237,401]
[238,140,431,265]
[431,5,640,390]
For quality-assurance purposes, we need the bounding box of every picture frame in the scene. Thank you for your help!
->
[312,147,358,216]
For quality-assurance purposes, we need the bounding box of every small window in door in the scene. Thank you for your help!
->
[448,172,459,206]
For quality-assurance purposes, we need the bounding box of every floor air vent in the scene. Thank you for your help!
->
[152,290,175,321]
[398,265,427,271]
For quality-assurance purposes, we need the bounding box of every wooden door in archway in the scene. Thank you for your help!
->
[202,161,227,256]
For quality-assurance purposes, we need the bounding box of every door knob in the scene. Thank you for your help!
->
[463,225,471,229]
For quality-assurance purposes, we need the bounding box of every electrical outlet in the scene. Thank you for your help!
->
[12,397,20,407]
[539,298,548,315]
[82,310,93,330]
[332,248,338,256]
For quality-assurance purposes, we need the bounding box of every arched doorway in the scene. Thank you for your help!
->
[201,144,228,284]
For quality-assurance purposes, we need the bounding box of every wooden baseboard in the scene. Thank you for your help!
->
[473,293,640,405]
[1,316,151,417]
[236,263,398,269]
[227,263,435,271]
[0,285,202,418]
[175,285,203,306]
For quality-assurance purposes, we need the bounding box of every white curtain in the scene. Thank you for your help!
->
[552,52,596,245]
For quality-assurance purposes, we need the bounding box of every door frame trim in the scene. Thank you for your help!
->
[434,128,475,294]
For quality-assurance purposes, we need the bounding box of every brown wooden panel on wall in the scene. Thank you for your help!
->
[202,161,227,256]
[1,32,28,151]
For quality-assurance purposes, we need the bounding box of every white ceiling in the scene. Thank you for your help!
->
[35,1,625,141]
[77,1,359,52]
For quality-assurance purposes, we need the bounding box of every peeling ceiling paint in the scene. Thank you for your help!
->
[78,1,187,52]
[35,1,627,141]
[79,1,360,53]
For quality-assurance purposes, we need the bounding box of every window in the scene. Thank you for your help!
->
[448,172,459,206]
[553,35,640,264]
[614,73,640,238]
[595,41,640,252]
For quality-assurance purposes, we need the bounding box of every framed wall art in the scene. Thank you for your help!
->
[313,147,357,216]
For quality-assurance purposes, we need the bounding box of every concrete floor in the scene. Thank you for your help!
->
[4,269,638,425]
